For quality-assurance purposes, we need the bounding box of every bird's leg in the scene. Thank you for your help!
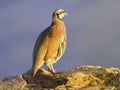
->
[48,65,51,71]
[48,65,56,73]
[50,65,56,73]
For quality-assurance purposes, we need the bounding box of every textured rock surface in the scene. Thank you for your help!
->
[0,66,120,90]
[0,75,26,90]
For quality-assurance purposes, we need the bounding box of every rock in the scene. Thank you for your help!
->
[0,66,120,90]
[0,75,26,90]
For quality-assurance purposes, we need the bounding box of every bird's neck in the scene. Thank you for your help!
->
[52,16,64,25]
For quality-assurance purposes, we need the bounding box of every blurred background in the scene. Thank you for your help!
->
[0,0,120,77]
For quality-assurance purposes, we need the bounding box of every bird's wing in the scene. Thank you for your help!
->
[32,29,48,68]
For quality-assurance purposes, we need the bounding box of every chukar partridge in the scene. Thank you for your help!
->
[32,9,68,76]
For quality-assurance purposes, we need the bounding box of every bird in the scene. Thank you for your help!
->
[32,9,68,76]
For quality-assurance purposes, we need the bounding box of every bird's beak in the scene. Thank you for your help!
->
[64,12,68,16]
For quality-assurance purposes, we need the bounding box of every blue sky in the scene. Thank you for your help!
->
[0,0,120,76]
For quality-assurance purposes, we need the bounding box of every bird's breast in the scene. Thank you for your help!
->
[49,24,66,38]
[44,25,66,61]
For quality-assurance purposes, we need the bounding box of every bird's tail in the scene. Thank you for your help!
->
[32,60,44,76]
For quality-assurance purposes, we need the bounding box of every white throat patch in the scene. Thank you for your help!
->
[59,13,65,19]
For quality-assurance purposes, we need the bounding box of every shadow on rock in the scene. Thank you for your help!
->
[23,68,68,89]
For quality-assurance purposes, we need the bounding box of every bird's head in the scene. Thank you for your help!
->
[52,9,68,21]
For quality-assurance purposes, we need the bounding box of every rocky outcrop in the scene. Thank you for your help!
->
[0,65,120,90]
[0,75,26,90]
